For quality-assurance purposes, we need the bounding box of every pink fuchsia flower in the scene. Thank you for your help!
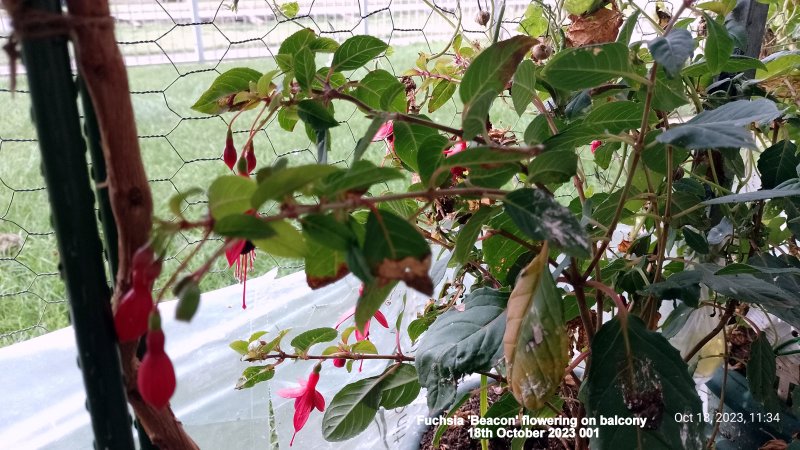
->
[443,140,468,180]
[226,238,256,309]
[372,120,395,156]
[137,310,176,409]
[278,365,325,446]
[334,306,389,342]
[590,140,602,153]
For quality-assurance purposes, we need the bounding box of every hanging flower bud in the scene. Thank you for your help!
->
[114,288,153,342]
[137,310,176,409]
[244,141,256,173]
[590,140,602,154]
[333,358,345,368]
[223,128,237,170]
[132,245,162,291]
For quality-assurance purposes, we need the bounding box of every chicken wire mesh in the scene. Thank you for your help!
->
[0,0,676,346]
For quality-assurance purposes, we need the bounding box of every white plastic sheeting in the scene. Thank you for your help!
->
[0,249,454,450]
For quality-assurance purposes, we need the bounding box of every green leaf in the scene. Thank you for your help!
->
[541,43,643,91]
[256,69,280,97]
[656,99,781,149]
[168,187,203,219]
[208,175,257,220]
[417,134,449,186]
[251,164,340,208]
[483,213,530,283]
[648,29,694,78]
[350,340,378,354]
[564,0,603,15]
[661,302,695,339]
[213,213,275,240]
[391,118,439,172]
[408,313,436,343]
[504,188,590,258]
[703,13,734,74]
[544,101,651,151]
[291,327,338,354]
[683,227,709,254]
[277,106,298,132]
[617,10,640,45]
[453,206,496,264]
[191,68,262,114]
[643,270,703,307]
[756,50,800,80]
[682,55,767,77]
[462,90,496,140]
[353,70,404,112]
[305,240,349,289]
[230,340,249,355]
[528,150,578,185]
[511,60,537,116]
[524,115,561,145]
[301,214,356,252]
[758,140,800,190]
[363,209,432,295]
[248,331,267,343]
[504,244,568,410]
[297,99,339,129]
[379,82,406,113]
[310,37,339,53]
[294,47,317,93]
[331,35,388,72]
[322,376,383,441]
[428,79,457,113]
[354,279,397,332]
[703,182,800,205]
[323,160,403,196]
[252,220,307,259]
[647,68,690,112]
[278,29,317,57]
[379,363,420,409]
[416,288,509,411]
[748,332,780,410]
[459,35,536,104]
[235,365,275,390]
[279,1,299,18]
[586,316,705,449]
[517,3,548,36]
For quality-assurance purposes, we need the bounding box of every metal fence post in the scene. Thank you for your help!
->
[190,0,206,62]
[9,0,136,447]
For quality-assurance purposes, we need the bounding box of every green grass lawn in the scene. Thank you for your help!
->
[0,38,603,347]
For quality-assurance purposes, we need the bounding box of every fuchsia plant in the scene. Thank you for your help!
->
[123,2,800,448]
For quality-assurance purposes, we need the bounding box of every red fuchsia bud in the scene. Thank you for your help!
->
[114,288,153,342]
[132,245,162,291]
[590,140,602,153]
[333,358,345,368]
[223,129,237,170]
[358,284,365,296]
[244,142,256,173]
[137,311,176,409]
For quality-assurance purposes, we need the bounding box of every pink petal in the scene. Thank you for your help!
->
[334,306,356,330]
[314,391,325,411]
[292,393,316,432]
[373,310,389,328]
[226,240,247,267]
[372,121,393,141]
[277,386,306,399]
[355,319,371,341]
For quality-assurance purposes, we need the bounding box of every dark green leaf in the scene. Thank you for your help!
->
[379,364,420,409]
[417,134,449,186]
[643,270,703,307]
[392,119,439,172]
[297,99,339,129]
[545,101,651,151]
[453,206,496,264]
[379,82,406,113]
[683,227,709,254]
[277,106,299,132]
[541,43,643,90]
[416,288,508,410]
[647,29,694,78]
[459,35,536,104]
[649,68,690,111]
[252,220,307,259]
[353,70,404,112]
[524,115,562,145]
[703,13,734,74]
[302,214,356,252]
[331,35,388,72]
[213,213,274,240]
[616,10,640,45]
[504,188,590,258]
[352,115,389,163]
[586,316,705,449]
[191,68,262,114]
[656,99,781,149]
[748,332,780,410]
[661,302,695,339]
[484,213,530,283]
[528,150,578,185]
[462,90,496,140]
[324,160,403,196]
[758,140,799,190]
[511,60,537,116]
[305,240,349,289]
[408,313,436,343]
[354,279,397,336]
[322,376,382,441]
[310,37,339,53]
[682,55,767,77]
[291,327,338,354]
[208,175,257,220]
[703,182,800,205]
[235,365,275,390]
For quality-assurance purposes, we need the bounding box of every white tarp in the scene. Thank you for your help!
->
[0,249,454,450]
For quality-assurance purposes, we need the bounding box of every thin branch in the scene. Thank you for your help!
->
[684,301,736,363]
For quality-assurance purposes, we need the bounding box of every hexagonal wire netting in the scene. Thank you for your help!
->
[0,0,668,346]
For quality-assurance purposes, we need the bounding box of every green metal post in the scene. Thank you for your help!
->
[16,0,135,448]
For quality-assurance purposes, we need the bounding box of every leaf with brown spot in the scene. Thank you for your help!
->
[363,210,432,295]
[305,239,349,289]
[566,8,624,48]
[376,254,433,296]
[503,243,569,410]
